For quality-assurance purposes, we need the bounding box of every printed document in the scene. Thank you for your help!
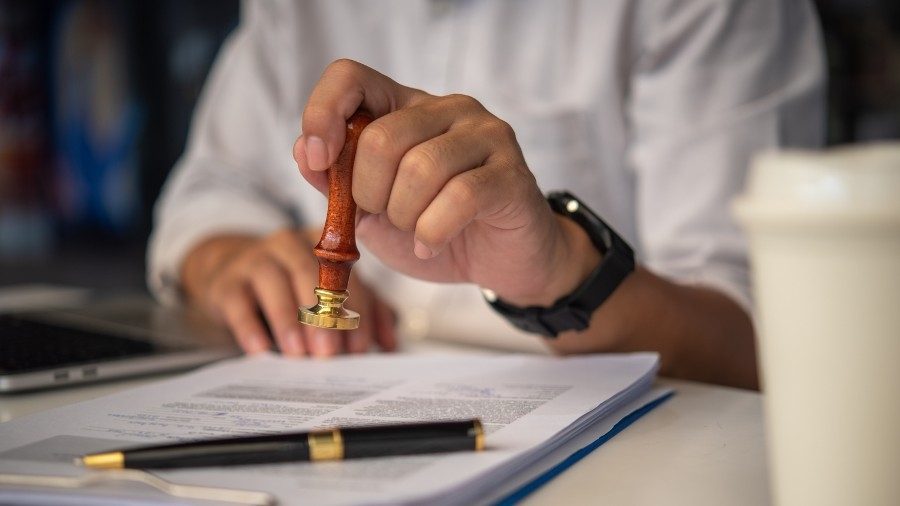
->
[0,352,658,505]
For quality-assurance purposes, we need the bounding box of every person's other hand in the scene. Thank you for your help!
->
[180,227,397,357]
[294,59,600,308]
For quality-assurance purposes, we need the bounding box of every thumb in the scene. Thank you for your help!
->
[294,134,329,194]
[300,59,418,171]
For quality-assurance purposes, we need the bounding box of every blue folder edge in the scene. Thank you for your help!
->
[493,390,676,506]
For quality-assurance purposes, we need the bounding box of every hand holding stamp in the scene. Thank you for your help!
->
[298,111,372,330]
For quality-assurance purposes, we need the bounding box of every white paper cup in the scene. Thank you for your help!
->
[733,143,900,506]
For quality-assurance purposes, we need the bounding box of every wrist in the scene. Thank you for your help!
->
[484,191,635,338]
[497,214,602,307]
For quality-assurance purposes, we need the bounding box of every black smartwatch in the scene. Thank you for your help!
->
[483,191,635,338]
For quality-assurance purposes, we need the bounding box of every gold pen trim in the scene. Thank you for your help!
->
[81,451,125,469]
[472,419,485,451]
[308,428,344,461]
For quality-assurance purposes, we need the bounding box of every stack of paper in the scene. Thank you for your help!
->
[0,352,661,505]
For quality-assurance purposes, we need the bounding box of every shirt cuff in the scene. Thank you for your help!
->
[146,194,294,306]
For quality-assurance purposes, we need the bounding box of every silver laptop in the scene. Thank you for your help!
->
[0,294,241,393]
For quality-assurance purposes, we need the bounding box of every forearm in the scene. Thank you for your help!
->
[546,266,758,390]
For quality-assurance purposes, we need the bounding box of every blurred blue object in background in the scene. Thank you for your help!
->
[50,0,143,237]
[0,0,238,290]
[0,0,53,258]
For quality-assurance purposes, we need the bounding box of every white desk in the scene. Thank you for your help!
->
[0,340,771,506]
[534,378,770,506]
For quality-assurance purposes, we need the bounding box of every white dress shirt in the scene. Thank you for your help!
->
[148,0,825,351]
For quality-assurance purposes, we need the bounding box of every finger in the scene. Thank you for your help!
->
[343,318,372,355]
[301,59,418,172]
[293,135,329,195]
[414,159,536,259]
[372,297,398,352]
[299,329,340,358]
[261,231,343,357]
[353,94,487,221]
[264,231,322,310]
[384,119,495,232]
[342,275,376,354]
[217,283,273,354]
[351,99,452,217]
[248,257,307,357]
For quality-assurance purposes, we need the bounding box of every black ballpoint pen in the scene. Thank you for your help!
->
[78,419,484,469]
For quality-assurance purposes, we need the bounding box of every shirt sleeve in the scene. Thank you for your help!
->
[146,1,302,305]
[628,0,826,312]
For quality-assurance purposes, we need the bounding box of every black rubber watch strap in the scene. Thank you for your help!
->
[484,191,635,338]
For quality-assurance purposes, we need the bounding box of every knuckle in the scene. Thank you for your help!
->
[325,58,361,78]
[441,94,514,143]
[443,174,481,211]
[443,93,483,112]
[498,119,517,141]
[357,121,396,155]
[484,117,517,143]
[398,147,440,183]
[357,122,403,169]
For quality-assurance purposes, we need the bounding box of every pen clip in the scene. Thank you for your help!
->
[0,470,277,506]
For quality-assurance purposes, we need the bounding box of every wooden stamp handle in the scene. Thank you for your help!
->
[313,111,372,291]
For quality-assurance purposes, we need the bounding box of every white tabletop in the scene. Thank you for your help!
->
[0,339,771,506]
[536,377,770,506]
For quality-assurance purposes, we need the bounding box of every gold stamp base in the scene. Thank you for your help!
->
[298,288,359,330]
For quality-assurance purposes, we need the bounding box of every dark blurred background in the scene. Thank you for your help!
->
[0,0,238,293]
[0,0,898,295]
